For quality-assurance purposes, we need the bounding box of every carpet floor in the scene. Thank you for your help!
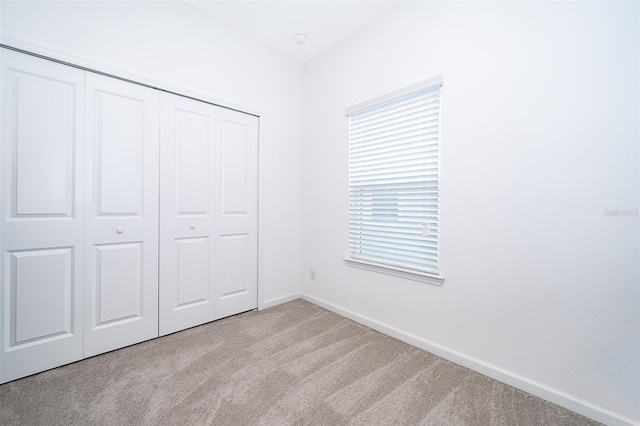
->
[0,299,600,425]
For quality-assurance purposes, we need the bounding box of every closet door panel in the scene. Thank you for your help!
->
[176,111,210,215]
[84,73,159,357]
[214,109,258,319]
[93,243,143,324]
[175,237,210,306]
[220,235,249,296]
[0,49,85,383]
[13,68,75,217]
[9,248,74,343]
[94,93,145,215]
[159,93,217,336]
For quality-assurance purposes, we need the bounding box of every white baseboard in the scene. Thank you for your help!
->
[261,293,301,310]
[300,293,638,426]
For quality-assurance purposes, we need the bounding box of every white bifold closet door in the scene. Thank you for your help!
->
[159,92,258,336]
[83,73,159,357]
[1,48,259,382]
[0,49,85,382]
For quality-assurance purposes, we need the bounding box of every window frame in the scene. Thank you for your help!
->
[344,76,444,286]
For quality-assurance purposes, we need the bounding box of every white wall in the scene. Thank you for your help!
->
[3,0,638,423]
[0,1,303,306]
[301,2,639,424]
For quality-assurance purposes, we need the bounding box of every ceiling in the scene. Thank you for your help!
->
[180,1,403,63]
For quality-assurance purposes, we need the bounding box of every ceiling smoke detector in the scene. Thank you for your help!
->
[294,34,307,45]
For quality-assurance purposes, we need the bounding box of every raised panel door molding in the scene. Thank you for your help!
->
[6,247,74,347]
[220,119,250,215]
[11,70,77,219]
[175,237,210,309]
[175,108,211,216]
[220,234,249,298]
[92,243,143,328]
[93,90,146,217]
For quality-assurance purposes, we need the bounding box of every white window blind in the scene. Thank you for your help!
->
[348,81,441,276]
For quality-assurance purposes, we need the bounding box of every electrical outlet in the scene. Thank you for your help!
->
[310,268,316,280]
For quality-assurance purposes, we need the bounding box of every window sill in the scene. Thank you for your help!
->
[343,258,444,286]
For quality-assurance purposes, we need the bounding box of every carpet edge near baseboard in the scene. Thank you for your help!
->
[277,293,639,426]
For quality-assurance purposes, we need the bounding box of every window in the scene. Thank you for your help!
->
[345,77,443,285]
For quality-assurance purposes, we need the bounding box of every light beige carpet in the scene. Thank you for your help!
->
[0,299,600,425]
